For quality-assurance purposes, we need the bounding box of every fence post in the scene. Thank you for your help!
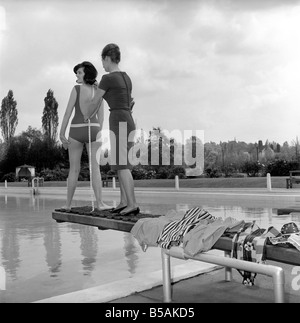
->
[4,180,7,188]
[267,173,272,191]
[175,175,179,190]
[0,266,6,291]
[112,177,116,190]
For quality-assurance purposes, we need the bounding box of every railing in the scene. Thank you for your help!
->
[31,177,44,194]
[102,174,118,189]
[286,170,300,189]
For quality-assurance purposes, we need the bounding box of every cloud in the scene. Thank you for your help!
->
[0,5,6,30]
[213,0,300,11]
[1,0,300,145]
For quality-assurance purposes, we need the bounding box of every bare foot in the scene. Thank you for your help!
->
[96,203,113,211]
[60,205,71,211]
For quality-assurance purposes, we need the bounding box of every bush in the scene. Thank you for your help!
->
[132,165,149,180]
[1,172,16,182]
[107,170,117,176]
[155,167,169,179]
[39,168,68,181]
[222,165,237,178]
[167,166,186,179]
[264,159,300,176]
[99,163,111,175]
[78,165,90,181]
[205,167,222,178]
[241,161,263,177]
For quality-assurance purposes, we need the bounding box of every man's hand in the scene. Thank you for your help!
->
[85,100,100,121]
[130,98,135,110]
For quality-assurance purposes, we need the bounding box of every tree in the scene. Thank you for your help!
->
[21,126,44,146]
[220,141,227,169]
[42,89,59,143]
[277,141,291,160]
[291,137,300,162]
[0,126,67,175]
[0,136,28,174]
[147,127,171,167]
[0,90,18,143]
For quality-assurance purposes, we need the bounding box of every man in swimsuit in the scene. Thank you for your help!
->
[59,61,111,211]
[87,44,139,216]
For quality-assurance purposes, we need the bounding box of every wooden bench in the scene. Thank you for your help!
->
[286,170,300,189]
[52,208,300,303]
[102,174,118,187]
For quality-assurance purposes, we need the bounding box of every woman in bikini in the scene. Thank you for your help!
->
[59,61,111,211]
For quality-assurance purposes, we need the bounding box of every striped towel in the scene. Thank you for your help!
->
[157,207,216,249]
[231,223,280,285]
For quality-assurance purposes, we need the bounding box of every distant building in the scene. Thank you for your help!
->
[16,165,35,181]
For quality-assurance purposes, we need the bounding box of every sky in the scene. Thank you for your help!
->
[1,0,300,145]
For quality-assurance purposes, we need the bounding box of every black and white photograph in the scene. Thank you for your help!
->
[0,0,300,306]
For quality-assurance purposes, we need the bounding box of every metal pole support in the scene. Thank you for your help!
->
[161,249,172,303]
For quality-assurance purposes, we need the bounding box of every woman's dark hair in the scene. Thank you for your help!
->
[101,43,121,64]
[73,61,98,85]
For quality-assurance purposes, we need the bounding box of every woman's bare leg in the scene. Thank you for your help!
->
[64,138,83,209]
[86,141,111,210]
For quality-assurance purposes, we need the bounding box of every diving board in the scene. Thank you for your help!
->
[277,207,300,215]
[52,206,159,232]
[52,207,300,266]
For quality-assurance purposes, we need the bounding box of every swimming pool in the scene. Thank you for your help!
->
[0,189,299,303]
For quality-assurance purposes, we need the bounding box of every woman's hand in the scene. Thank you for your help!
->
[60,134,70,150]
[84,100,100,121]
[83,115,89,123]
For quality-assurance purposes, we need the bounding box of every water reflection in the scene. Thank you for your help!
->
[1,224,20,281]
[79,226,98,276]
[291,212,300,222]
[176,204,190,212]
[268,208,273,224]
[30,194,44,212]
[123,233,139,275]
[1,193,300,303]
[43,222,62,277]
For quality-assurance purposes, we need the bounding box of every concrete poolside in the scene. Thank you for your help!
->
[2,185,300,213]
[2,185,300,200]
[35,248,300,303]
[2,185,300,303]
[108,260,300,303]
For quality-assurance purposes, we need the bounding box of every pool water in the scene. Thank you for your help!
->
[0,192,299,303]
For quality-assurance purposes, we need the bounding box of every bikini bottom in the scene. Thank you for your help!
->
[69,124,100,144]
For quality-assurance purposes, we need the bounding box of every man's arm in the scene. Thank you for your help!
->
[97,100,105,129]
[84,88,106,121]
